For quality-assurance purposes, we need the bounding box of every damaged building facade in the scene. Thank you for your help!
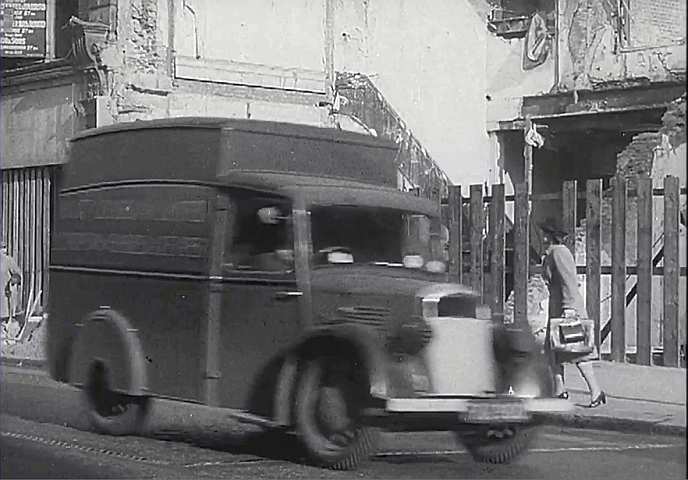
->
[2,0,503,312]
[486,0,686,354]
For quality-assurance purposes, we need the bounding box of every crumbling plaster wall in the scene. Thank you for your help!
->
[95,0,327,125]
[557,0,686,91]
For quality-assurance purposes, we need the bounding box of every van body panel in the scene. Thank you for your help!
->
[48,269,206,401]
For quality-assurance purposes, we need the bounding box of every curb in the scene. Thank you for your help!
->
[2,357,685,438]
[540,413,687,437]
[0,356,45,370]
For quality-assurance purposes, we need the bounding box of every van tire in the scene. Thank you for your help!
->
[294,356,377,470]
[454,423,538,464]
[83,360,149,436]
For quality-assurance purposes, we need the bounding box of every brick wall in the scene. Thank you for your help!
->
[629,0,687,47]
[616,132,661,179]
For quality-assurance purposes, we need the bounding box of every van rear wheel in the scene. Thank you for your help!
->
[84,361,149,436]
[454,423,537,464]
[294,356,377,470]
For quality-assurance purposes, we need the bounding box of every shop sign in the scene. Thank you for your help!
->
[1,0,47,58]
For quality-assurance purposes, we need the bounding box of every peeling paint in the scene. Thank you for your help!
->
[557,0,686,90]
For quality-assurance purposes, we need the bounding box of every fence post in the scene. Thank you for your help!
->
[448,185,463,283]
[43,170,52,308]
[636,176,653,365]
[586,179,602,351]
[562,180,577,255]
[470,184,484,300]
[513,182,529,327]
[611,175,627,363]
[490,184,506,322]
[663,176,680,367]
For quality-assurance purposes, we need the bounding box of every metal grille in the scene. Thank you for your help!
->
[1,166,55,312]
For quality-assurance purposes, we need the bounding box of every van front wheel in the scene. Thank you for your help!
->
[84,360,149,436]
[454,423,538,464]
[294,356,377,470]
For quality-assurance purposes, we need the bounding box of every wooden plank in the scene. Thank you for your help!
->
[586,179,602,351]
[42,169,51,308]
[12,171,19,257]
[2,171,6,242]
[448,185,463,283]
[562,180,577,255]
[636,177,653,365]
[470,184,484,300]
[611,176,627,363]
[28,168,37,313]
[490,184,506,321]
[663,176,680,367]
[20,169,27,306]
[2,172,8,244]
[513,182,529,327]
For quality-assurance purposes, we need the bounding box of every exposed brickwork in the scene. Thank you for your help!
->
[616,132,661,179]
[630,0,687,47]
[660,94,687,149]
[128,0,164,75]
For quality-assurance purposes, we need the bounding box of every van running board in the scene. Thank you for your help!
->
[225,410,288,430]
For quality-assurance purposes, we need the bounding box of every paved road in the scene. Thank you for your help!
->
[1,414,685,479]
[1,365,686,478]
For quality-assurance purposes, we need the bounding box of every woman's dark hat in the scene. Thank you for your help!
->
[538,217,568,236]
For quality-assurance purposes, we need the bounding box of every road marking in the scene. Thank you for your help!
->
[376,442,683,458]
[1,430,277,469]
[1,431,171,466]
[183,458,280,468]
[529,444,684,453]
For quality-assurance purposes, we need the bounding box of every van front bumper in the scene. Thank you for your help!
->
[373,396,572,427]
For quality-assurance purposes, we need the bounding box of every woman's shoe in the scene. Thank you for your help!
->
[556,391,569,400]
[589,391,607,408]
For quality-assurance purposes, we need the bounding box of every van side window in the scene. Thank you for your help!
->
[226,196,293,272]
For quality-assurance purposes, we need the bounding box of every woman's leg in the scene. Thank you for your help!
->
[553,362,566,396]
[576,361,602,400]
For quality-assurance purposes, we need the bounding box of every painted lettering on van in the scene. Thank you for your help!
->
[53,232,208,257]
[59,198,208,222]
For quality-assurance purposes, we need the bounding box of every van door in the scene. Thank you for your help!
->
[216,191,302,412]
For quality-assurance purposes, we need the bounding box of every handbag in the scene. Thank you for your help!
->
[559,321,585,343]
[549,318,594,354]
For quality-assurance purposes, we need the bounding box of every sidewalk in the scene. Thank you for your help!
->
[540,361,686,436]
[1,357,686,437]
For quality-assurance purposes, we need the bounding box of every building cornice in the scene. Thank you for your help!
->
[1,60,75,92]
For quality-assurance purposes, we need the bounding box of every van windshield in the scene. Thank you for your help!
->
[310,206,447,272]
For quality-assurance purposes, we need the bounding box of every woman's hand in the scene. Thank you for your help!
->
[562,308,577,319]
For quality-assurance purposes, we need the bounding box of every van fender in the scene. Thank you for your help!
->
[273,324,389,426]
[68,308,148,396]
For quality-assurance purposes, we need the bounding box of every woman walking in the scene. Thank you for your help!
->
[539,218,606,408]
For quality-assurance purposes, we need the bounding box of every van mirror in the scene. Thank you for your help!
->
[257,206,288,224]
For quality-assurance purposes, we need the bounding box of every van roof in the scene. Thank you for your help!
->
[63,117,439,216]
[69,117,393,150]
[65,117,400,190]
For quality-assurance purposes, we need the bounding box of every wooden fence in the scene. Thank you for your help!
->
[1,166,55,314]
[442,175,686,367]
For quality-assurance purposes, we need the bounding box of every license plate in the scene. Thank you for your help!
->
[465,401,529,423]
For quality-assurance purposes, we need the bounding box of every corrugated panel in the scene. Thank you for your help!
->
[1,166,54,314]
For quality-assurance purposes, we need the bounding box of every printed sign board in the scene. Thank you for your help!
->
[1,0,47,58]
